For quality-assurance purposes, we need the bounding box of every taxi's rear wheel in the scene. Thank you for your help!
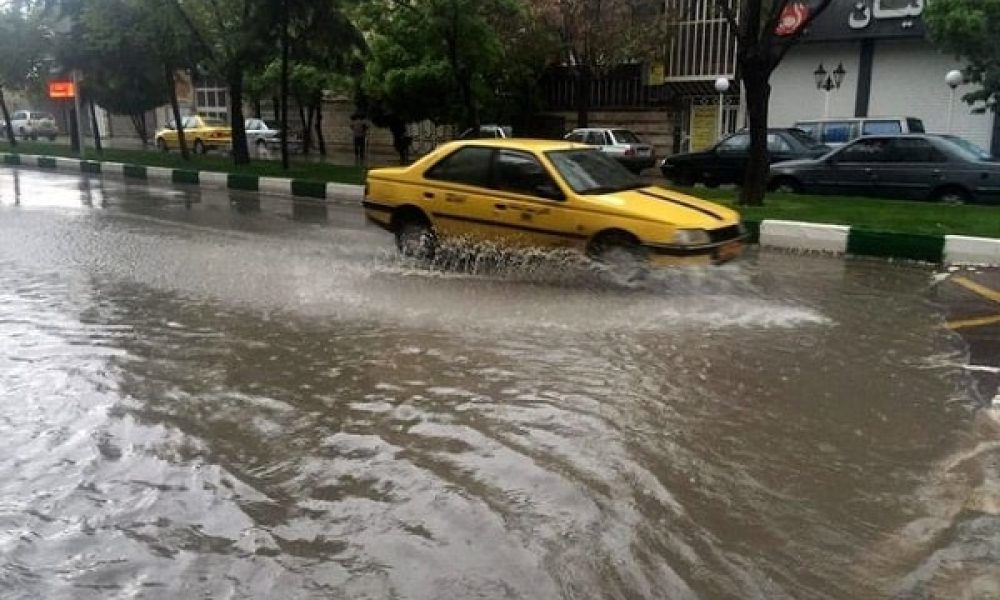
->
[589,232,649,283]
[193,139,206,154]
[156,138,168,152]
[395,217,437,260]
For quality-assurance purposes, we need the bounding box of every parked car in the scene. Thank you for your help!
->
[155,115,232,154]
[768,134,1000,204]
[792,116,925,148]
[660,128,830,187]
[8,110,58,141]
[564,127,656,174]
[244,118,303,154]
[363,139,745,276]
[458,125,513,140]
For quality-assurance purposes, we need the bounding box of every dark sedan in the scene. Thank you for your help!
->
[660,128,830,187]
[768,134,1000,204]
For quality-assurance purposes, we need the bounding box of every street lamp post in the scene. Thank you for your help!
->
[945,69,963,134]
[814,63,846,118]
[714,77,730,139]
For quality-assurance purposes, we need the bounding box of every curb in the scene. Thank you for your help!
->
[0,151,365,203]
[751,219,1000,266]
[2,151,998,266]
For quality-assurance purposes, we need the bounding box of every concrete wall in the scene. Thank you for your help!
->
[868,38,993,149]
[769,41,863,127]
[769,38,995,150]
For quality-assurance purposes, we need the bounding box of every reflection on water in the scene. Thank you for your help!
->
[0,168,998,599]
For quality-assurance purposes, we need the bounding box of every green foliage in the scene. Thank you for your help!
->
[358,0,524,128]
[926,0,1000,112]
[0,7,47,89]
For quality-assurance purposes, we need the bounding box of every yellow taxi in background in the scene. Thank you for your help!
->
[363,139,745,275]
[154,115,232,154]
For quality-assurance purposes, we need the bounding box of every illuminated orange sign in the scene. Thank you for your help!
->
[48,81,76,99]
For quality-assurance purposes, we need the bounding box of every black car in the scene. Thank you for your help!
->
[768,134,1000,204]
[660,128,830,187]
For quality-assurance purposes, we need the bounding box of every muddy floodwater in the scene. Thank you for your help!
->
[1,169,998,599]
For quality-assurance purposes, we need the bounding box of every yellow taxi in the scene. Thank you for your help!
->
[154,115,232,154]
[363,139,745,273]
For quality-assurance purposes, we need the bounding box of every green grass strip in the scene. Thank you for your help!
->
[846,229,945,263]
[172,169,199,185]
[80,161,101,174]
[123,164,147,179]
[228,173,259,191]
[291,179,327,199]
[37,156,57,169]
[2,154,20,165]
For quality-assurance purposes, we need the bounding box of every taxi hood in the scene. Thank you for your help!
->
[582,186,740,228]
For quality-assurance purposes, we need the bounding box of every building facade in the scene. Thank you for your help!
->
[770,0,998,153]
[540,0,997,158]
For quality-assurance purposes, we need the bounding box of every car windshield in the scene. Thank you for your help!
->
[787,128,826,149]
[611,129,640,144]
[941,135,992,161]
[546,149,642,194]
[264,120,279,130]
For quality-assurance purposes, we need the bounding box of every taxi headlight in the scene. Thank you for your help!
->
[670,228,711,246]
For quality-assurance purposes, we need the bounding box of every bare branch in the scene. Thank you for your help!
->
[713,0,742,39]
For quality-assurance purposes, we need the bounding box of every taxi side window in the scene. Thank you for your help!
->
[425,146,493,187]
[493,150,561,199]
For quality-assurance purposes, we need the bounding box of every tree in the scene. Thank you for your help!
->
[359,0,518,132]
[78,0,199,153]
[0,7,46,146]
[926,0,1000,113]
[172,0,279,164]
[536,0,671,127]
[711,0,834,206]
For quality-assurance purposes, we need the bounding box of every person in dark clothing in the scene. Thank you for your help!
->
[349,113,370,165]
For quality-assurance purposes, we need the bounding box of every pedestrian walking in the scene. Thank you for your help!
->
[350,113,370,166]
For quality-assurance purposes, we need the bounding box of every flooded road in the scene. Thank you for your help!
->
[1,168,998,599]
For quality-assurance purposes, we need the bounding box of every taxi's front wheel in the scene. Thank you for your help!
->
[589,233,649,283]
[395,219,437,260]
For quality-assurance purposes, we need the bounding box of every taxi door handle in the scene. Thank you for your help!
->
[423,192,435,199]
[494,203,508,210]
[445,193,466,203]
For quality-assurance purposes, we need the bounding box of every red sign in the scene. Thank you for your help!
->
[775,2,811,37]
[48,81,76,99]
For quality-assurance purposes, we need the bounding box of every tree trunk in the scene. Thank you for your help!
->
[314,101,326,156]
[88,100,103,153]
[165,64,189,160]
[129,112,149,146]
[298,101,311,155]
[0,86,16,146]
[279,0,290,169]
[229,70,250,165]
[254,99,262,119]
[738,60,771,207]
[69,108,80,152]
[575,65,591,128]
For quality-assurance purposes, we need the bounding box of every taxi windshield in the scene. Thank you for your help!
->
[545,149,643,194]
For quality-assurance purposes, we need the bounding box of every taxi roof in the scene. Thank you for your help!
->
[443,138,586,152]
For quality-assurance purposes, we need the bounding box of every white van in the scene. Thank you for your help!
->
[792,117,925,148]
